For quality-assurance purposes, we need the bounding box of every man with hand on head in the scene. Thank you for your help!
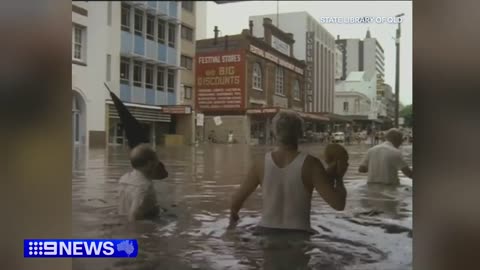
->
[118,143,168,222]
[229,111,348,233]
[358,128,412,185]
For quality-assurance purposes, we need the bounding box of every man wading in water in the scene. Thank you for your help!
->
[358,128,413,185]
[228,111,348,233]
[118,144,168,222]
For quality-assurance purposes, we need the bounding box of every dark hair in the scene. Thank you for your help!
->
[272,111,304,145]
[130,145,157,169]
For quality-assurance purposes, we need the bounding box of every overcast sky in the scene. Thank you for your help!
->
[205,1,412,105]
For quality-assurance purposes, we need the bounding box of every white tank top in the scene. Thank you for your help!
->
[259,151,312,231]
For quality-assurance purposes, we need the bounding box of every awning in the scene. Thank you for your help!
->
[245,107,329,122]
[107,102,171,123]
[341,115,383,124]
[323,113,353,123]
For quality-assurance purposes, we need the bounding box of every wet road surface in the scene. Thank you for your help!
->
[73,143,412,270]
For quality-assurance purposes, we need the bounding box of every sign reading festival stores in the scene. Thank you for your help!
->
[196,50,245,111]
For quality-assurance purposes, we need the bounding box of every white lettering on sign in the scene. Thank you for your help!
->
[249,44,303,75]
[198,54,241,64]
[271,35,290,56]
[305,31,315,104]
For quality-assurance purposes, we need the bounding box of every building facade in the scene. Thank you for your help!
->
[378,82,395,120]
[249,12,336,114]
[196,18,309,144]
[72,2,121,148]
[334,91,371,116]
[72,1,197,147]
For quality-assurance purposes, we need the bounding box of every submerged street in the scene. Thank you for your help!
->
[73,143,412,270]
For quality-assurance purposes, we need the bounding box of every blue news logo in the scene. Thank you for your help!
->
[24,239,138,258]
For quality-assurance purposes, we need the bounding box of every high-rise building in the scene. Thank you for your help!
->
[72,1,197,147]
[336,30,385,94]
[249,12,336,114]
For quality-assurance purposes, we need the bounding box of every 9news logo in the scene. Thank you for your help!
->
[24,239,138,258]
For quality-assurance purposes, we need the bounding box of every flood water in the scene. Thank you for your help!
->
[72,143,412,270]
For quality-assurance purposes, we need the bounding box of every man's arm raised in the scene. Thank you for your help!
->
[304,155,347,211]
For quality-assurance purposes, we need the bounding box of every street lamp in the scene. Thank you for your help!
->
[394,13,404,128]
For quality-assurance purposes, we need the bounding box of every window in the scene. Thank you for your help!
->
[156,68,165,91]
[293,80,301,100]
[121,4,130,31]
[107,2,112,26]
[167,70,175,92]
[252,62,262,90]
[343,101,349,112]
[157,20,165,43]
[120,57,130,84]
[145,64,153,88]
[134,9,143,36]
[275,67,284,95]
[181,25,193,42]
[168,23,176,48]
[181,55,193,70]
[133,61,142,87]
[106,54,111,81]
[72,25,85,62]
[184,86,192,99]
[182,1,194,12]
[146,15,154,40]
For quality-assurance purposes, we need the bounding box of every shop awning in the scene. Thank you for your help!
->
[342,115,383,124]
[245,107,329,122]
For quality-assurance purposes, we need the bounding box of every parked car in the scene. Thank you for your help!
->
[332,132,345,143]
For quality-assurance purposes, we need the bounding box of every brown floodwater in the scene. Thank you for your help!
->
[72,143,412,270]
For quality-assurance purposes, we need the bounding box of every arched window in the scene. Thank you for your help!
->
[275,67,284,95]
[252,62,262,90]
[293,80,301,100]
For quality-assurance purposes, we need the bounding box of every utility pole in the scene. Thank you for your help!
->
[394,13,404,128]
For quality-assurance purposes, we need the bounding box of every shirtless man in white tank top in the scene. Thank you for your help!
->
[229,112,348,232]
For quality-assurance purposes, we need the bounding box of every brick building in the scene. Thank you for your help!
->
[196,18,325,144]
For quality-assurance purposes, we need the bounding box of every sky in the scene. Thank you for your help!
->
[205,1,412,105]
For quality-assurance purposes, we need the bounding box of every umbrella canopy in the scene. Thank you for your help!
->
[104,83,149,149]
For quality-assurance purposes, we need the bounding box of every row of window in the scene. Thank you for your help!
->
[252,63,301,100]
[121,4,194,48]
[120,57,177,93]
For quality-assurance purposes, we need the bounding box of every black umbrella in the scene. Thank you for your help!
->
[104,83,149,149]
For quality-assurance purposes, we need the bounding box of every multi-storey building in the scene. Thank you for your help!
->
[72,2,121,148]
[196,18,315,144]
[249,12,337,114]
[72,1,197,147]
[336,30,385,94]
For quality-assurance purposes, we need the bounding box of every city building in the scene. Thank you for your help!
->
[377,82,395,121]
[178,1,197,144]
[72,2,121,147]
[336,31,386,113]
[196,18,316,144]
[249,12,337,114]
[72,1,198,147]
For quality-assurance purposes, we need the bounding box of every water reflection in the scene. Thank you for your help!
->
[73,143,412,270]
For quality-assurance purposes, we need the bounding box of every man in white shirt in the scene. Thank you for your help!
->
[358,128,413,185]
[118,144,168,221]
